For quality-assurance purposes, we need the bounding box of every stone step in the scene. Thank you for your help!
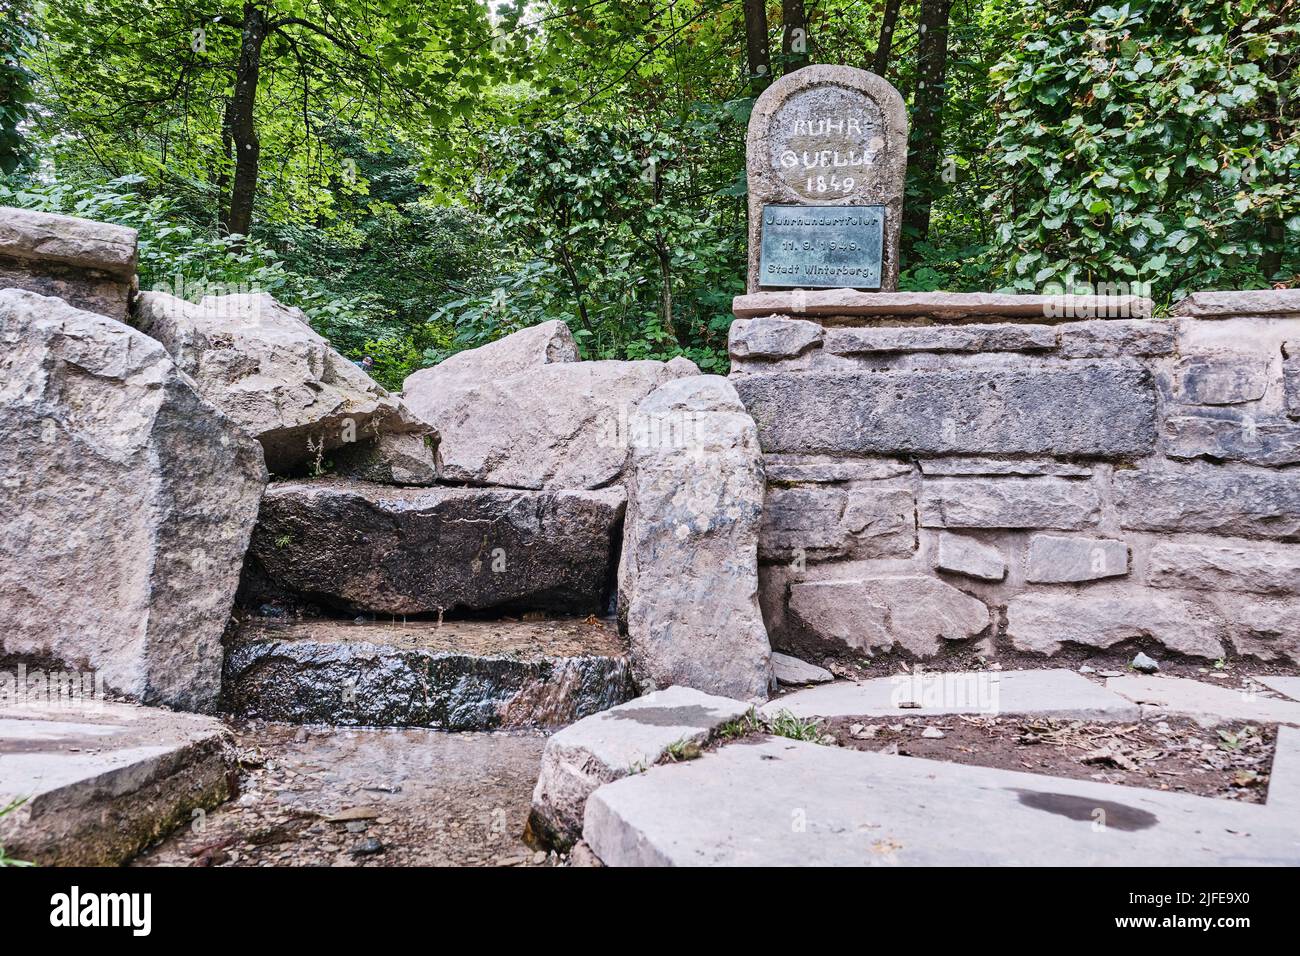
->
[1104,674,1300,727]
[761,669,1141,722]
[242,478,624,617]
[223,617,634,731]
[584,734,1300,866]
[0,700,234,866]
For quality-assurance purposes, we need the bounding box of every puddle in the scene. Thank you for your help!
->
[1011,789,1158,831]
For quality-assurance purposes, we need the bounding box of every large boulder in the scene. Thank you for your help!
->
[0,206,137,321]
[0,289,266,710]
[401,321,699,489]
[245,479,625,616]
[403,319,579,402]
[619,376,773,700]
[133,291,432,475]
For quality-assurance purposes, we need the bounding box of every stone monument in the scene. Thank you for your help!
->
[745,65,908,293]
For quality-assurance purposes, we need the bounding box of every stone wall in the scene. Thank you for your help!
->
[729,289,1300,665]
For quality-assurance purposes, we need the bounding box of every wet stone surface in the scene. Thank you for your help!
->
[223,617,634,731]
[133,721,561,868]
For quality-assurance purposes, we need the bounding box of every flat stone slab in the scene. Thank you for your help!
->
[761,669,1139,722]
[732,290,1154,320]
[584,736,1300,865]
[1174,289,1300,317]
[529,686,750,850]
[1105,675,1300,727]
[1256,676,1300,701]
[1266,726,1300,819]
[0,701,234,866]
[771,653,834,686]
[224,617,634,731]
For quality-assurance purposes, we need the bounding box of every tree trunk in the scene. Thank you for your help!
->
[872,0,903,77]
[555,240,592,330]
[225,3,268,238]
[654,239,678,344]
[743,0,771,94]
[903,0,953,246]
[217,103,234,233]
[781,0,808,74]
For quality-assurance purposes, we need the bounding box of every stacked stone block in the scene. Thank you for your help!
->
[730,290,1300,664]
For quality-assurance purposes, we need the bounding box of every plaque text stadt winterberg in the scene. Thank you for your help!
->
[758,204,884,289]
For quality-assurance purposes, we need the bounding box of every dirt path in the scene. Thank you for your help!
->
[133,720,553,867]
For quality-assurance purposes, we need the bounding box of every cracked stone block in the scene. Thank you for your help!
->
[1172,353,1271,405]
[734,363,1156,458]
[1114,467,1300,539]
[1056,319,1177,358]
[822,323,1057,354]
[934,533,1007,581]
[728,317,823,359]
[247,479,624,616]
[1164,410,1300,467]
[786,576,990,657]
[759,484,915,561]
[527,685,750,850]
[1007,587,1224,658]
[1147,542,1300,595]
[1025,534,1129,583]
[920,477,1100,530]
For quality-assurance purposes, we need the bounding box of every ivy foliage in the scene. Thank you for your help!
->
[987,0,1300,301]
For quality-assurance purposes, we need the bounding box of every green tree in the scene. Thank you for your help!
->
[33,0,500,236]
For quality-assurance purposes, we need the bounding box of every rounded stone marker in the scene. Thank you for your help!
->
[746,65,908,293]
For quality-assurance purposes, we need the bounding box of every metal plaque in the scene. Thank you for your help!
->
[758,204,884,289]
